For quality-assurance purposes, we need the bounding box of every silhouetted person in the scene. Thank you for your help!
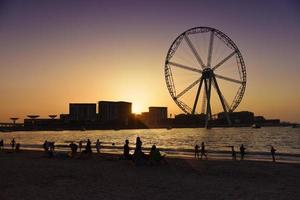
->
[95,139,101,153]
[43,140,49,152]
[11,138,16,151]
[271,146,276,162]
[240,144,246,160]
[135,137,142,154]
[15,143,20,152]
[0,139,4,151]
[149,145,167,165]
[133,137,145,165]
[49,142,55,158]
[200,142,207,159]
[86,139,92,154]
[79,141,83,152]
[69,142,78,157]
[230,146,236,160]
[194,144,200,159]
[123,139,131,160]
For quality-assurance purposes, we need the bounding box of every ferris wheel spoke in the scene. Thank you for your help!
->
[192,76,204,114]
[214,73,244,84]
[212,51,236,71]
[175,78,201,99]
[167,61,202,73]
[212,75,232,125]
[212,76,230,112]
[184,34,206,68]
[207,30,215,67]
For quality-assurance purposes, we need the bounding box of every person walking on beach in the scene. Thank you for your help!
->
[11,138,16,151]
[79,141,82,152]
[0,139,4,151]
[95,139,101,154]
[240,144,246,160]
[271,146,276,162]
[231,146,236,160]
[194,144,200,159]
[200,142,207,159]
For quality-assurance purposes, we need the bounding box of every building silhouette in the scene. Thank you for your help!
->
[69,103,97,121]
[148,107,167,125]
[98,101,132,125]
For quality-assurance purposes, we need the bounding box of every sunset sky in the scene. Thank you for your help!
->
[0,0,299,123]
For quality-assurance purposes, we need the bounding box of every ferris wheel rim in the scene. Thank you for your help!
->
[164,26,246,115]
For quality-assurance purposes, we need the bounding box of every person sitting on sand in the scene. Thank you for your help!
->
[0,139,4,151]
[240,144,246,160]
[95,139,101,154]
[11,138,16,151]
[194,144,200,159]
[123,139,132,160]
[231,146,236,160]
[150,145,166,165]
[200,142,207,159]
[271,146,276,162]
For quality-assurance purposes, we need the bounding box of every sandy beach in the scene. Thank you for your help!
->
[1,150,300,200]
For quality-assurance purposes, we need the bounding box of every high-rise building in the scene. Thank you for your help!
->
[98,101,132,122]
[69,103,97,121]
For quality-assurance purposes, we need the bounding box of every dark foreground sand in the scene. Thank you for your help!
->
[1,150,300,200]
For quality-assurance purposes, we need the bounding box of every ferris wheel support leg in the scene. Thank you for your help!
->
[192,76,204,114]
[212,75,232,126]
[204,77,212,128]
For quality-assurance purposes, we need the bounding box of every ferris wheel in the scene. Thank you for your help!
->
[164,27,246,127]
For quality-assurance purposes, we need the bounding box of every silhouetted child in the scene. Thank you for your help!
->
[95,139,101,153]
[194,144,200,159]
[240,144,246,160]
[200,142,207,159]
[231,146,236,160]
[11,138,16,151]
[123,139,131,160]
[271,146,276,162]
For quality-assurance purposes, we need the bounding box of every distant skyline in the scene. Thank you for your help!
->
[0,0,300,123]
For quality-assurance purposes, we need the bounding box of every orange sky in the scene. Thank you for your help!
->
[0,1,299,123]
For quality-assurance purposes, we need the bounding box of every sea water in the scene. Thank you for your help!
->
[1,127,299,155]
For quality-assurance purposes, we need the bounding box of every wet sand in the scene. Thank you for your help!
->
[1,150,300,200]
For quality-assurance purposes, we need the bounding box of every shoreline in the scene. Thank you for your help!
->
[1,147,300,164]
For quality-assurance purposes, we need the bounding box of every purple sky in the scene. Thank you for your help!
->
[0,0,300,122]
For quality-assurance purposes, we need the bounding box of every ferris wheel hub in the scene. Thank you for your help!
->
[202,68,213,79]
